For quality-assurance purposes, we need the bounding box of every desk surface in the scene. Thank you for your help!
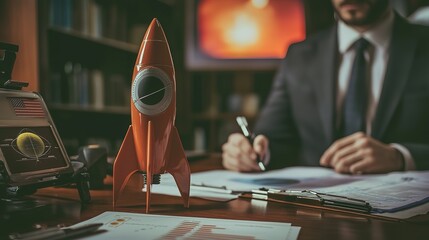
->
[2,155,428,240]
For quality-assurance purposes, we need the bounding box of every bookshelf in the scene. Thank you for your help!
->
[186,71,275,152]
[36,0,334,156]
[37,0,182,155]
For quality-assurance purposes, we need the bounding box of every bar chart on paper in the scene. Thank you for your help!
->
[71,211,300,240]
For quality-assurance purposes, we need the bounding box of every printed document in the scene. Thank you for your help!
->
[71,211,301,240]
[151,167,429,218]
[152,167,370,201]
[314,171,429,213]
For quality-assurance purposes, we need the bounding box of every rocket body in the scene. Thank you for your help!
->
[113,19,191,212]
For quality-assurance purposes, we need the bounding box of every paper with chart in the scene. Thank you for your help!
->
[71,211,301,240]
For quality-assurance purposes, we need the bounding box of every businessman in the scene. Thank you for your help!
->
[222,0,429,174]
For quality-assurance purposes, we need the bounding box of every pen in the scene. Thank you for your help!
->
[9,223,103,240]
[236,116,266,171]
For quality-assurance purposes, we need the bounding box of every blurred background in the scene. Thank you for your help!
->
[0,0,428,157]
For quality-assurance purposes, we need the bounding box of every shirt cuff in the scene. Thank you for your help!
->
[390,143,416,171]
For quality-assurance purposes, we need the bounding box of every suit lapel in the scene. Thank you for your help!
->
[310,26,338,143]
[371,16,417,139]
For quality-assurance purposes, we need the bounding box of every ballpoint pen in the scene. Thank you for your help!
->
[8,223,103,240]
[236,116,266,171]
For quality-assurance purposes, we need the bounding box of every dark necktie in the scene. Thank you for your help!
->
[342,38,370,136]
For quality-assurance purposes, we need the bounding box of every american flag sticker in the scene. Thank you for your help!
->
[8,97,46,117]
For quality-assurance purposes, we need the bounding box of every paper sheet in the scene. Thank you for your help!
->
[313,171,429,213]
[71,211,301,240]
[190,166,368,191]
[375,201,429,219]
[151,167,429,219]
[151,174,239,201]
[151,167,367,201]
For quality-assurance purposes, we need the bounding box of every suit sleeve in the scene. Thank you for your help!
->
[401,26,429,170]
[401,143,429,170]
[254,52,301,170]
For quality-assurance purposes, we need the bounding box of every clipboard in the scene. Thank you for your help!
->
[240,188,401,222]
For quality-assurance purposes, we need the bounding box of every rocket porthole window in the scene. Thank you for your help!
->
[138,76,165,105]
[132,67,173,116]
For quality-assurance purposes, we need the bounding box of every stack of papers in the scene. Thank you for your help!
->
[152,167,367,201]
[313,171,429,218]
[71,211,301,240]
[151,167,429,219]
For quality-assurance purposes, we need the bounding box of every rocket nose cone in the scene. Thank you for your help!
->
[144,18,167,42]
[134,18,174,72]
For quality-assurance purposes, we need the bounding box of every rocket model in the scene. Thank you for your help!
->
[113,18,191,213]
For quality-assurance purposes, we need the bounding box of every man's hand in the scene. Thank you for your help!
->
[222,133,269,172]
[320,132,404,174]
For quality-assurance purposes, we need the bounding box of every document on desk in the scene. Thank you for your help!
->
[313,171,429,214]
[151,173,240,201]
[190,166,368,192]
[151,168,429,219]
[71,211,301,240]
[151,167,366,201]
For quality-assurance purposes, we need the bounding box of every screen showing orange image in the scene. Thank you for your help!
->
[197,0,306,59]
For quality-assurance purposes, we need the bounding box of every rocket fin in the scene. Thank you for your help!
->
[113,125,139,207]
[145,121,154,213]
[165,127,191,208]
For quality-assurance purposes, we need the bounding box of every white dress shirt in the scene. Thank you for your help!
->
[336,10,415,170]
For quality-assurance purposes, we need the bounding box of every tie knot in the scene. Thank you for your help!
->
[355,38,370,52]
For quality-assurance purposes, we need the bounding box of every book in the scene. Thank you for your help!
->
[91,69,104,109]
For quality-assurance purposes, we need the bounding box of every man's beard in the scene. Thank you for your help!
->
[334,0,389,26]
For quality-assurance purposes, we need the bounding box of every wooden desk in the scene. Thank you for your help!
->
[1,156,428,240]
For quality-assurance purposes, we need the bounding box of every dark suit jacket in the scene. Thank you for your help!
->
[255,14,429,170]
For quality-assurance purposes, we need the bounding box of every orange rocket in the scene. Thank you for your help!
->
[113,18,191,213]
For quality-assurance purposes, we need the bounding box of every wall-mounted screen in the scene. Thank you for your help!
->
[185,0,306,70]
